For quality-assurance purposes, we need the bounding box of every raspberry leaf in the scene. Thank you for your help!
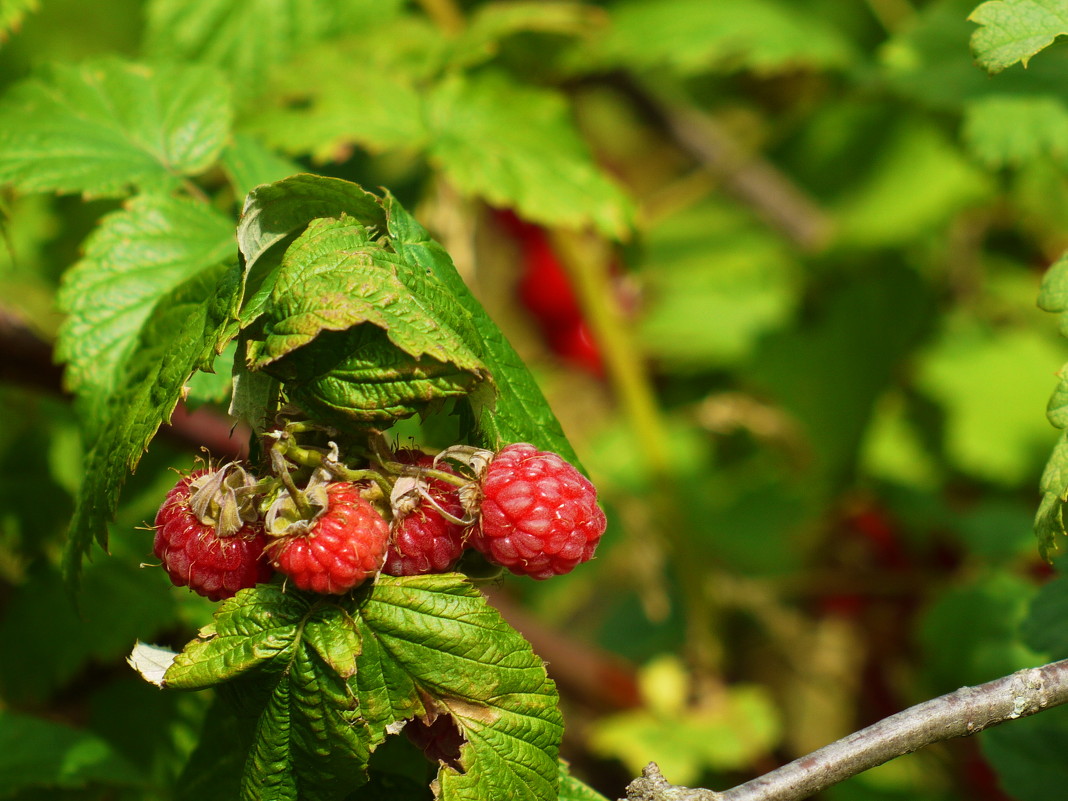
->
[249,216,483,374]
[970,0,1068,74]
[599,0,855,74]
[426,70,633,238]
[144,0,405,104]
[147,575,562,801]
[236,174,387,325]
[63,261,241,586]
[0,58,231,197]
[385,192,582,466]
[56,194,234,416]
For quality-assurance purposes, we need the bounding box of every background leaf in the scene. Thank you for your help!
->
[0,710,144,795]
[0,58,231,196]
[970,0,1068,73]
[426,70,633,238]
[144,0,405,103]
[56,193,234,407]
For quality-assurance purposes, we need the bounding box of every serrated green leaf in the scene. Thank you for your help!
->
[145,0,405,103]
[63,261,241,586]
[165,587,306,689]
[280,325,485,425]
[970,0,1068,73]
[220,134,303,201]
[252,216,484,372]
[1036,430,1068,558]
[963,94,1068,165]
[0,58,231,197]
[361,575,563,801]
[0,0,37,43]
[245,23,436,161]
[0,711,145,795]
[56,194,235,409]
[156,575,563,801]
[384,193,581,465]
[229,349,280,433]
[427,70,632,237]
[1047,364,1068,428]
[243,678,300,801]
[185,340,238,407]
[236,174,387,324]
[601,0,856,74]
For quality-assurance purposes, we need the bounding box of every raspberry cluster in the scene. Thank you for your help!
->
[150,435,606,601]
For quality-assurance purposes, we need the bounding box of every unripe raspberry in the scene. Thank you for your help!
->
[153,467,272,601]
[383,449,467,576]
[268,482,389,594]
[468,443,605,579]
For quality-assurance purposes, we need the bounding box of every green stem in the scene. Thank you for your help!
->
[279,440,393,497]
[270,446,315,519]
[551,229,722,673]
[416,0,464,33]
[550,230,671,475]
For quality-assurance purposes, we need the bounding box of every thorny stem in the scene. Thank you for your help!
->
[624,659,1068,801]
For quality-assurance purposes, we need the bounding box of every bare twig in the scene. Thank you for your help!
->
[625,659,1068,801]
[607,77,834,252]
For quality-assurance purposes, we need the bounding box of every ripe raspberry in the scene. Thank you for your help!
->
[383,450,467,577]
[469,443,606,579]
[153,469,272,601]
[269,482,389,594]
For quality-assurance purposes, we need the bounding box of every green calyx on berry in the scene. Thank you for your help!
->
[186,462,260,538]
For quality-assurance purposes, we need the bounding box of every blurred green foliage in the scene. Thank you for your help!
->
[2,0,1068,799]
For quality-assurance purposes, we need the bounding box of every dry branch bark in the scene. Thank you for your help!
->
[625,659,1068,801]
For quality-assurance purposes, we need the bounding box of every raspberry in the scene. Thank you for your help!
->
[153,468,272,601]
[269,482,389,594]
[383,450,467,577]
[469,443,605,579]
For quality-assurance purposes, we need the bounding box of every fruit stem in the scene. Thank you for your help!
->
[382,461,470,490]
[270,446,316,519]
[279,439,393,498]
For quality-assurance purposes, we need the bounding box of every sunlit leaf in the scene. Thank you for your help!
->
[0,58,231,196]
[970,0,1068,73]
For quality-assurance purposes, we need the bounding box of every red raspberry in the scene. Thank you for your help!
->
[469,443,606,579]
[383,450,467,577]
[269,482,389,594]
[153,470,272,601]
